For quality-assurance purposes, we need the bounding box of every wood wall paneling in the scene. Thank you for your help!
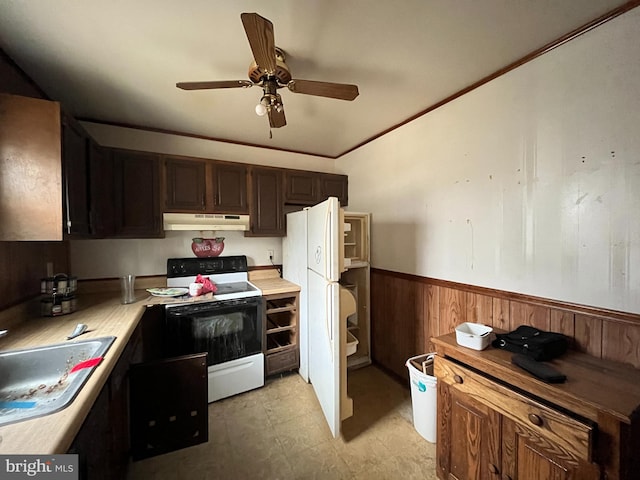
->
[574,314,603,358]
[439,287,466,334]
[550,309,576,348]
[370,270,389,369]
[425,284,439,351]
[465,292,493,325]
[0,242,69,311]
[371,268,640,379]
[509,301,550,330]
[491,298,510,330]
[0,49,47,99]
[602,321,640,369]
[371,271,428,378]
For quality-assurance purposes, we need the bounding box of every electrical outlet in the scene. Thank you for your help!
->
[267,249,274,260]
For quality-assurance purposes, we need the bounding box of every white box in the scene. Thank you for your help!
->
[455,323,493,351]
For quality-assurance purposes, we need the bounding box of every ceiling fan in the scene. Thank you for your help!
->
[176,12,359,129]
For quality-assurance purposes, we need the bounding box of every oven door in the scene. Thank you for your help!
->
[165,297,263,367]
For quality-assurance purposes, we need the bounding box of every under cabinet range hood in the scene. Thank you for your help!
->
[163,213,250,231]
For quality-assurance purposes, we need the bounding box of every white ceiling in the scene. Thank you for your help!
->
[0,0,631,158]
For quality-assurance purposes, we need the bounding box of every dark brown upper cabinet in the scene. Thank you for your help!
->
[212,162,249,214]
[320,173,348,206]
[247,166,284,237]
[284,169,348,207]
[164,156,206,211]
[89,141,115,238]
[112,149,163,238]
[284,170,319,205]
[0,94,62,241]
[62,114,91,236]
[163,156,248,214]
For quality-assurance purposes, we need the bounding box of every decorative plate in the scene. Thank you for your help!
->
[146,287,189,297]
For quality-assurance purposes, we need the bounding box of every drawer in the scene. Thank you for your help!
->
[435,355,593,463]
[266,348,299,375]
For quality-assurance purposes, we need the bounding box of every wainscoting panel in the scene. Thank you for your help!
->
[371,268,640,380]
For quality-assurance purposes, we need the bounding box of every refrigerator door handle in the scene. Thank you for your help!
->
[326,283,333,343]
[324,202,332,280]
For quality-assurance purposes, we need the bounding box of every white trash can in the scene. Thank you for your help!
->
[406,353,437,443]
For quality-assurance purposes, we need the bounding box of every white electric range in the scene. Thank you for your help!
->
[164,255,264,402]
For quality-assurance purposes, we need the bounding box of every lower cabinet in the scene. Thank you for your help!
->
[69,306,209,477]
[129,353,208,461]
[436,356,598,480]
[69,322,142,480]
[432,333,640,480]
[264,292,299,376]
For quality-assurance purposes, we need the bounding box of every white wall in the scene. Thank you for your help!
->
[70,230,282,278]
[71,124,331,278]
[337,9,640,314]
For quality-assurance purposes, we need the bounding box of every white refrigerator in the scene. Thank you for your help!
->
[282,197,356,438]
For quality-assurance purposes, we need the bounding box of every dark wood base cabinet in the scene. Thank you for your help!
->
[69,306,209,478]
[69,322,143,480]
[432,333,640,480]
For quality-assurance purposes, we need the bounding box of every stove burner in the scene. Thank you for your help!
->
[213,281,259,296]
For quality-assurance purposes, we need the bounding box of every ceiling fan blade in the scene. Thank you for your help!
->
[268,107,286,128]
[287,79,359,101]
[176,80,254,90]
[241,13,276,74]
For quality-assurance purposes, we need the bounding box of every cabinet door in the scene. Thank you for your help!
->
[438,382,501,480]
[284,170,319,205]
[320,173,348,206]
[164,156,206,211]
[89,142,115,237]
[130,353,208,460]
[0,94,62,240]
[69,383,112,480]
[112,149,163,238]
[502,417,600,480]
[62,116,91,236]
[213,162,248,213]
[248,166,285,236]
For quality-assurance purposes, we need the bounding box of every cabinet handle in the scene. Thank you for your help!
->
[488,463,498,474]
[453,374,463,384]
[528,413,543,426]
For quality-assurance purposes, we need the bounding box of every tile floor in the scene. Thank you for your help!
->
[127,366,437,479]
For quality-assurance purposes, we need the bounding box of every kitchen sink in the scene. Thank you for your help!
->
[0,336,116,427]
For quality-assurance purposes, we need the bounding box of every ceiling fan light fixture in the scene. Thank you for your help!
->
[255,92,284,116]
[255,102,267,116]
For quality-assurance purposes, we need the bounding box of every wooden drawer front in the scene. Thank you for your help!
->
[266,348,299,375]
[435,356,593,464]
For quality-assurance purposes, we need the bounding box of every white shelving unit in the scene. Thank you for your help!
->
[342,212,371,369]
